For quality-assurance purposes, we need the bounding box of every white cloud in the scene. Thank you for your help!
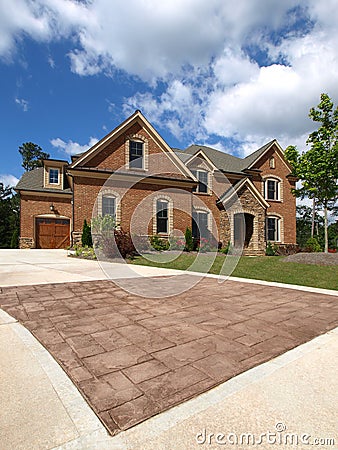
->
[15,97,29,111]
[1,0,338,157]
[0,174,20,187]
[51,137,98,155]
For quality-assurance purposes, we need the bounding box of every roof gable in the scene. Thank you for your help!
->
[70,110,194,180]
[218,177,270,209]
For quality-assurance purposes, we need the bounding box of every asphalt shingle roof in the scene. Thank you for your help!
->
[175,140,276,174]
[15,167,72,194]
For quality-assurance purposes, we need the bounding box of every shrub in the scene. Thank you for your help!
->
[91,215,134,259]
[219,241,231,254]
[304,237,322,252]
[184,227,194,252]
[150,235,170,251]
[169,236,186,251]
[132,234,151,254]
[266,241,278,256]
[81,219,93,247]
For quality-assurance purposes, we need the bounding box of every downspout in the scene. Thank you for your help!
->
[68,172,75,248]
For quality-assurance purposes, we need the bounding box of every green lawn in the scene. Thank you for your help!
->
[129,254,338,290]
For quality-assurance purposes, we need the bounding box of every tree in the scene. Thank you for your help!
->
[19,142,50,172]
[285,93,338,252]
[296,205,324,249]
[0,184,20,248]
[81,219,93,247]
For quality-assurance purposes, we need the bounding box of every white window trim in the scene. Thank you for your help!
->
[192,169,211,194]
[266,213,284,243]
[125,134,149,170]
[193,206,212,234]
[97,190,121,227]
[262,175,283,202]
[49,168,60,184]
[153,195,173,235]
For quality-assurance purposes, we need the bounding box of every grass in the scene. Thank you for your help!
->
[129,253,338,290]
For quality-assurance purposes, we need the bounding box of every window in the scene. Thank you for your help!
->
[269,157,275,169]
[129,141,143,168]
[156,200,168,234]
[267,216,279,241]
[192,210,209,239]
[49,168,59,184]
[102,196,116,217]
[265,179,279,201]
[191,170,208,193]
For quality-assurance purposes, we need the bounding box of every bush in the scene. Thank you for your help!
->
[266,241,278,256]
[184,227,194,252]
[91,215,134,259]
[82,219,93,247]
[219,241,231,254]
[132,234,151,254]
[150,234,170,251]
[304,237,322,252]
[169,236,186,251]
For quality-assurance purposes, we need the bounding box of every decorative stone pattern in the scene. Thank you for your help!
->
[19,237,34,249]
[219,185,266,255]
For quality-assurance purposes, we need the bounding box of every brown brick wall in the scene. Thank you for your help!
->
[73,176,193,236]
[252,145,296,244]
[19,193,72,247]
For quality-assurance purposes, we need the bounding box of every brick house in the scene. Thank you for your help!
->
[16,110,297,255]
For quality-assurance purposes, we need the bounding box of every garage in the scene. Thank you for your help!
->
[35,218,70,249]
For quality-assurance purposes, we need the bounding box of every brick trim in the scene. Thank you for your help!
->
[125,133,149,170]
[152,195,173,235]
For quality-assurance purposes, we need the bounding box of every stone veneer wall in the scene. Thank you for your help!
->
[219,185,266,256]
[19,237,34,249]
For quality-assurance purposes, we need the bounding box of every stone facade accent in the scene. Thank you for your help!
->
[19,237,34,249]
[219,185,266,255]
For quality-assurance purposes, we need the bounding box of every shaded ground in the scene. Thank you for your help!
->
[1,276,337,435]
[283,252,338,266]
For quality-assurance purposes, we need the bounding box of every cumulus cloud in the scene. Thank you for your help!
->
[0,174,20,187]
[1,0,338,156]
[51,137,98,155]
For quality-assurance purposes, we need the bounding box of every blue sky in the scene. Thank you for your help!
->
[1,0,338,191]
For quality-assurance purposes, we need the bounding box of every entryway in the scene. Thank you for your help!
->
[233,213,254,248]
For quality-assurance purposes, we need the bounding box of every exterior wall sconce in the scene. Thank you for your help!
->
[50,204,55,212]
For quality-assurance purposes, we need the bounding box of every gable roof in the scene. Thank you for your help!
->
[218,177,270,209]
[69,110,195,180]
[15,167,72,194]
[176,140,283,175]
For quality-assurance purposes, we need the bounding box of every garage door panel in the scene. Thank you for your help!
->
[36,218,70,249]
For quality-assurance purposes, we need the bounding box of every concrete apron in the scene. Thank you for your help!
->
[1,306,337,450]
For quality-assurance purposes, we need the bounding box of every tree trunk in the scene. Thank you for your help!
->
[311,198,315,238]
[324,204,328,253]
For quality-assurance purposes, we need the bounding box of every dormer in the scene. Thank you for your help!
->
[43,159,68,190]
[185,149,218,195]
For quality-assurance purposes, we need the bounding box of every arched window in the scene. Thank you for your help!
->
[192,209,210,239]
[102,195,116,217]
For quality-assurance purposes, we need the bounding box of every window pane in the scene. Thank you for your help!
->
[267,217,278,241]
[267,180,277,200]
[49,169,59,184]
[192,211,209,238]
[102,196,116,217]
[191,170,197,192]
[156,200,168,233]
[198,171,208,193]
[129,141,143,168]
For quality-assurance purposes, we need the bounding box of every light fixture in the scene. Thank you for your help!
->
[50,204,55,212]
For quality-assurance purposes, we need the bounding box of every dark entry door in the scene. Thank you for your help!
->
[36,218,70,249]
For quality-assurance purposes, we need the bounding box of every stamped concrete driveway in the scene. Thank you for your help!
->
[1,275,337,436]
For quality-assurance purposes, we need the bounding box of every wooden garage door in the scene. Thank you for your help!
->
[36,218,70,249]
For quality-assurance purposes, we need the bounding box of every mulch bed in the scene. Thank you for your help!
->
[282,252,338,266]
